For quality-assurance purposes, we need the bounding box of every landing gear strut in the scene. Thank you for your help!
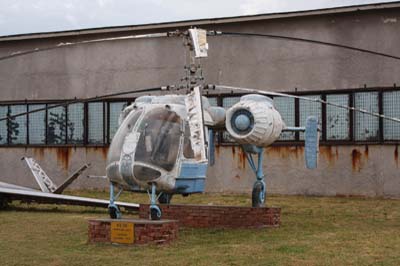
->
[158,193,173,204]
[242,145,266,207]
[108,182,122,219]
[149,183,162,220]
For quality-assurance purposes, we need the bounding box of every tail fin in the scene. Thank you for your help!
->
[22,157,57,193]
[53,164,90,194]
[304,116,319,169]
[22,157,90,194]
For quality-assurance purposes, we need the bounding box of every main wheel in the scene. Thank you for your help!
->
[158,193,173,204]
[150,206,162,220]
[252,181,265,207]
[108,205,120,219]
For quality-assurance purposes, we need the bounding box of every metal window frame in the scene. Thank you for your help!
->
[0,87,399,147]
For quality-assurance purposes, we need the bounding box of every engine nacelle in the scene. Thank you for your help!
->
[225,94,285,147]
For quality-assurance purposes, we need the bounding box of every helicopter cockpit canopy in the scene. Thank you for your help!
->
[134,107,181,181]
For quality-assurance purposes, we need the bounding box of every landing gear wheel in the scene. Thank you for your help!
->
[108,205,121,219]
[150,205,162,220]
[158,193,173,204]
[252,181,265,208]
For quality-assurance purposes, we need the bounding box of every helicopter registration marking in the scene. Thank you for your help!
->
[111,221,134,244]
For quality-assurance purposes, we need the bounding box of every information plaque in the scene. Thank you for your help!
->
[111,221,134,244]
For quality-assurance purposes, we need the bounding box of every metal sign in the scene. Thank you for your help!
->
[111,221,134,244]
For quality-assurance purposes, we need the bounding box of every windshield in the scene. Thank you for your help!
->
[134,108,182,172]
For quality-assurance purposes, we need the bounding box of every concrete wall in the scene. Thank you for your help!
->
[0,7,399,197]
[1,144,399,198]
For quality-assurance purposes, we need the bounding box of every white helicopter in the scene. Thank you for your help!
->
[1,28,399,220]
[104,29,319,220]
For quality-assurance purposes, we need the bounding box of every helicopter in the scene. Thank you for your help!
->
[0,28,399,220]
[105,29,317,220]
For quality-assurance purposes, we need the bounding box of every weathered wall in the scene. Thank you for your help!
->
[0,7,399,196]
[1,145,399,198]
[0,8,399,100]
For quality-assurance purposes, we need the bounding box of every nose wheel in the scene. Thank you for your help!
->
[149,183,163,220]
[108,183,123,219]
[242,145,267,208]
[150,205,162,220]
[108,205,121,219]
[252,180,266,207]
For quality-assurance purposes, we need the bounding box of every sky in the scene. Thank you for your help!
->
[0,0,398,36]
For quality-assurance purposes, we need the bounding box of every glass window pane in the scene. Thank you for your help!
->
[299,95,322,140]
[47,105,66,145]
[9,105,27,144]
[222,96,241,142]
[0,106,8,145]
[274,97,295,140]
[109,102,128,142]
[29,104,46,144]
[88,102,105,144]
[67,103,84,144]
[207,97,218,107]
[354,92,379,141]
[326,94,350,140]
[383,91,400,140]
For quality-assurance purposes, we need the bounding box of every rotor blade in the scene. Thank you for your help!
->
[0,32,173,62]
[218,32,400,61]
[212,85,400,123]
[0,86,167,122]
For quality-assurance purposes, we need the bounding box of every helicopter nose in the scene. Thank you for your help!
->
[235,114,251,131]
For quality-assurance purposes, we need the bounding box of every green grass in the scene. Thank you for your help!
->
[0,191,399,266]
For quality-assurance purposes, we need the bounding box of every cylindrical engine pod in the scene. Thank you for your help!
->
[225,94,285,147]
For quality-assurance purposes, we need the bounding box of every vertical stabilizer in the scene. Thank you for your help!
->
[304,116,319,169]
[22,157,57,193]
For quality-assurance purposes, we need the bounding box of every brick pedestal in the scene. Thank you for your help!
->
[88,218,178,245]
[139,204,281,229]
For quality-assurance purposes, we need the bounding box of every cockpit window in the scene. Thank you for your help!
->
[135,108,182,171]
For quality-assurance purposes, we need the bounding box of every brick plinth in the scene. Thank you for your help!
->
[88,218,178,245]
[139,204,281,229]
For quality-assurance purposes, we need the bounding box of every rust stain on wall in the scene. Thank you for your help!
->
[267,146,289,159]
[31,147,72,171]
[32,148,45,160]
[85,147,109,160]
[295,146,303,159]
[364,145,369,160]
[335,147,339,160]
[395,145,399,167]
[351,149,362,172]
[320,146,338,166]
[231,146,236,159]
[54,147,72,170]
[215,145,221,157]
[266,146,303,159]
[237,148,246,169]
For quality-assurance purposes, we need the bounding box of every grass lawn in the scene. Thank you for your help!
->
[0,191,399,266]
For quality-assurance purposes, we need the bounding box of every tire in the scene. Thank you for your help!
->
[158,193,173,204]
[252,181,265,208]
[150,206,162,220]
[108,206,119,219]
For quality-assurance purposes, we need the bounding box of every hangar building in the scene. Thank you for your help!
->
[0,2,399,197]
